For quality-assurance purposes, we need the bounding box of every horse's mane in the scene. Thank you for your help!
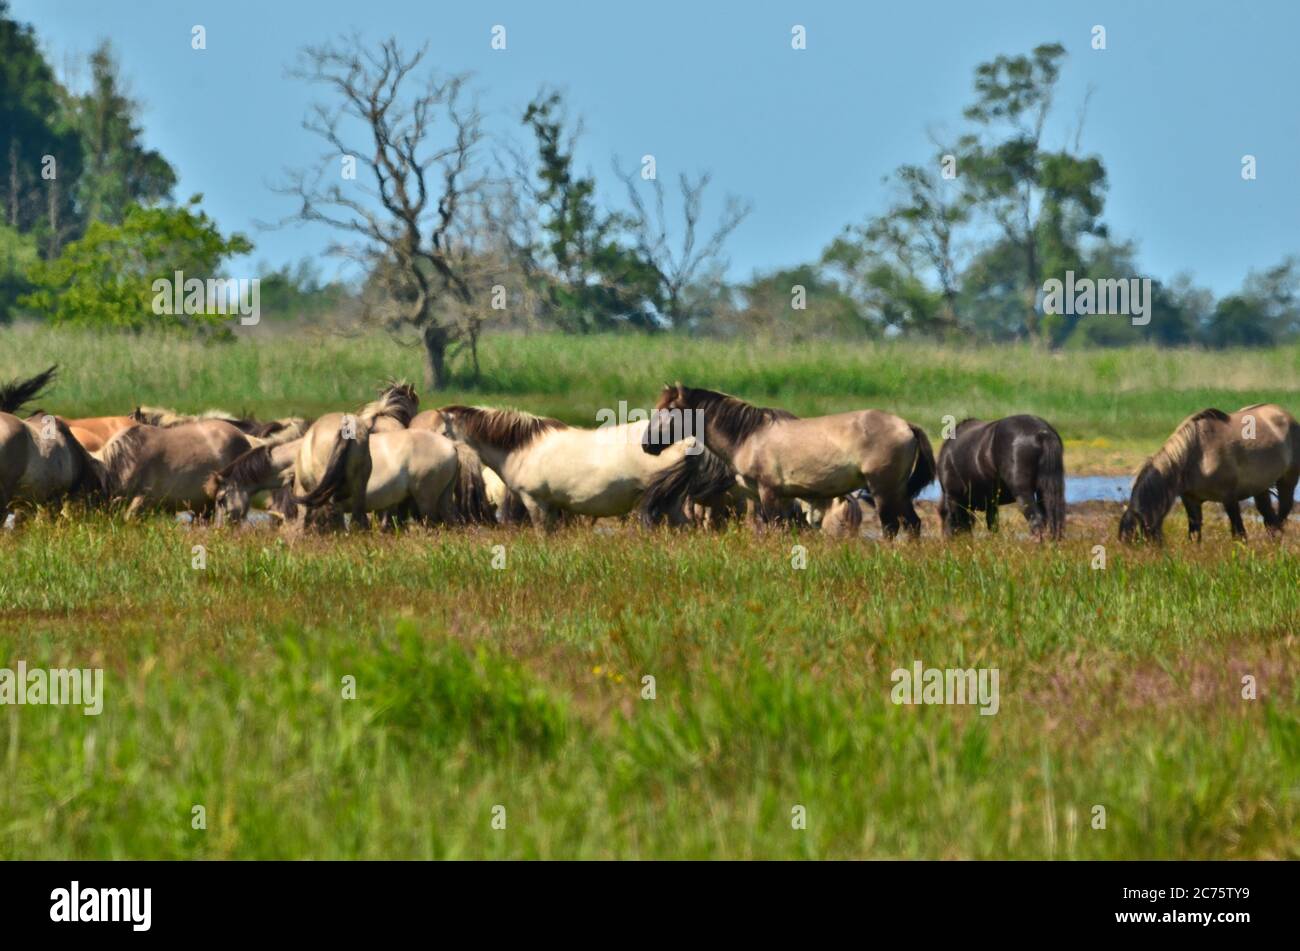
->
[440,405,567,451]
[1129,408,1229,522]
[219,443,274,485]
[663,386,796,446]
[205,442,287,497]
[133,405,244,427]
[247,417,309,441]
[0,365,57,415]
[360,382,419,428]
[1149,408,1228,478]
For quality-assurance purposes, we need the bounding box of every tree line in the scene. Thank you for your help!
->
[2,3,1296,388]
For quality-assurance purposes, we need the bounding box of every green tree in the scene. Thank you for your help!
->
[515,91,659,331]
[0,0,83,257]
[69,41,176,227]
[0,221,38,321]
[730,265,867,340]
[824,158,968,337]
[21,195,251,332]
[957,43,1107,345]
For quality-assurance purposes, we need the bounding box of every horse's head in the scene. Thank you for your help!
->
[643,383,691,456]
[435,406,471,443]
[207,472,251,527]
[1118,461,1170,544]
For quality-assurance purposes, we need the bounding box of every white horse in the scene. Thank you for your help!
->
[434,405,706,528]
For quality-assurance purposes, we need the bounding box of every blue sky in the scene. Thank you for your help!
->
[15,0,1299,295]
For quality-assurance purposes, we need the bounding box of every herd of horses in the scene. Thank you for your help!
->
[2,366,1298,543]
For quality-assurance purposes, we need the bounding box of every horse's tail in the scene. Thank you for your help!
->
[268,485,298,521]
[640,441,736,528]
[1037,430,1066,540]
[451,442,494,524]
[293,434,355,507]
[0,365,57,415]
[906,423,936,499]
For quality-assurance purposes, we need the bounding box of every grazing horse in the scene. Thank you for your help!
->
[434,405,709,529]
[643,384,935,538]
[207,430,490,528]
[290,383,419,530]
[1119,404,1300,543]
[937,415,1066,540]
[94,419,255,518]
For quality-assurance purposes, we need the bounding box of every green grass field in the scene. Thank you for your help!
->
[2,327,1300,859]
[2,512,1298,859]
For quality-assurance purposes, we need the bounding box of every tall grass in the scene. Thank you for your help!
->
[2,513,1298,858]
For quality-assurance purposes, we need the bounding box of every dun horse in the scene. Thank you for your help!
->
[290,383,419,530]
[0,368,104,519]
[0,367,104,520]
[643,384,935,537]
[94,419,256,518]
[207,429,490,527]
[1119,404,1300,542]
[937,415,1066,540]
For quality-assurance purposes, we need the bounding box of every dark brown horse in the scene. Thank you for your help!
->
[1119,404,1300,543]
[937,415,1066,540]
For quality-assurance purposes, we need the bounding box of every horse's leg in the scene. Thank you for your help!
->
[941,497,974,537]
[123,496,146,521]
[1224,498,1247,540]
[756,485,783,530]
[1275,472,1299,531]
[350,489,370,531]
[984,500,999,533]
[876,496,902,540]
[520,493,556,532]
[1015,492,1046,540]
[1181,495,1203,542]
[899,498,922,538]
[1253,489,1282,535]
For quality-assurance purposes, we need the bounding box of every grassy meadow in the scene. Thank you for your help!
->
[2,325,1300,859]
[6,323,1300,472]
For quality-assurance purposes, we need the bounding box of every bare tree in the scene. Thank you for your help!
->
[278,35,484,388]
[616,164,750,329]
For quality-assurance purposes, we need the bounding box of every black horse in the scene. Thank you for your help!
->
[937,415,1066,540]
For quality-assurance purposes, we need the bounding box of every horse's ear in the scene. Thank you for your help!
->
[674,381,684,398]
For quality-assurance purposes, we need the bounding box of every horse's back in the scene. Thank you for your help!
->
[1188,404,1297,498]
